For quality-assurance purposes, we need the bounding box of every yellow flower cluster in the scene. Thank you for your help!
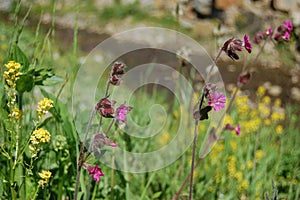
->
[256,86,266,97]
[227,155,237,177]
[235,95,250,119]
[239,179,248,191]
[235,86,286,134]
[275,125,283,134]
[8,108,22,121]
[255,149,264,161]
[31,128,51,144]
[3,61,22,88]
[227,155,249,192]
[30,128,51,157]
[38,170,51,188]
[37,98,54,118]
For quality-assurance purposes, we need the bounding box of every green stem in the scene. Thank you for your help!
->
[110,128,117,200]
[188,119,199,200]
[32,185,40,200]
[140,172,157,199]
[74,108,96,200]
[50,0,56,64]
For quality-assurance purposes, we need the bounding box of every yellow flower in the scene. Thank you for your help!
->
[240,179,248,190]
[215,172,222,184]
[275,125,283,134]
[159,132,171,146]
[264,119,271,126]
[39,170,52,179]
[293,179,298,185]
[208,186,214,192]
[37,98,54,117]
[214,142,224,153]
[250,110,259,118]
[262,96,271,104]
[256,86,266,97]
[31,128,51,145]
[255,150,264,161]
[228,156,237,177]
[274,98,282,107]
[234,171,243,182]
[8,108,22,121]
[3,61,22,88]
[271,111,285,122]
[38,170,51,188]
[247,160,253,169]
[245,118,261,133]
[224,114,233,125]
[1,44,7,50]
[258,103,270,118]
[230,141,238,152]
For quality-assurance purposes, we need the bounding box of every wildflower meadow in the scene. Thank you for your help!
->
[0,1,300,200]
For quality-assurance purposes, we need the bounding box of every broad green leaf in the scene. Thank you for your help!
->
[152,191,162,199]
[10,44,30,71]
[42,75,65,86]
[16,74,34,93]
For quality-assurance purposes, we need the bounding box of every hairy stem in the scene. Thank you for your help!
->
[74,108,96,200]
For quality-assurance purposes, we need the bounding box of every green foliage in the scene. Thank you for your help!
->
[0,1,299,200]
[99,1,147,20]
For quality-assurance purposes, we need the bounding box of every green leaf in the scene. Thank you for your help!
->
[10,44,30,71]
[152,191,162,199]
[42,75,65,86]
[37,117,54,128]
[16,74,34,93]
[0,82,6,108]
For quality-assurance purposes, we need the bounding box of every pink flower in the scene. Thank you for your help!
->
[96,97,116,118]
[283,31,290,41]
[266,27,273,36]
[222,38,243,60]
[207,92,226,112]
[222,36,252,60]
[110,74,121,85]
[110,62,126,86]
[253,28,273,44]
[235,125,241,135]
[115,104,132,122]
[243,35,252,53]
[283,20,293,33]
[238,71,252,86]
[92,133,118,148]
[112,62,126,76]
[224,124,241,135]
[274,20,293,42]
[87,165,104,182]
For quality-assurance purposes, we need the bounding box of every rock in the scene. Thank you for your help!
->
[192,20,216,37]
[215,0,244,10]
[268,85,282,96]
[272,0,300,12]
[291,87,300,101]
[292,11,300,26]
[0,0,11,11]
[193,0,212,16]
